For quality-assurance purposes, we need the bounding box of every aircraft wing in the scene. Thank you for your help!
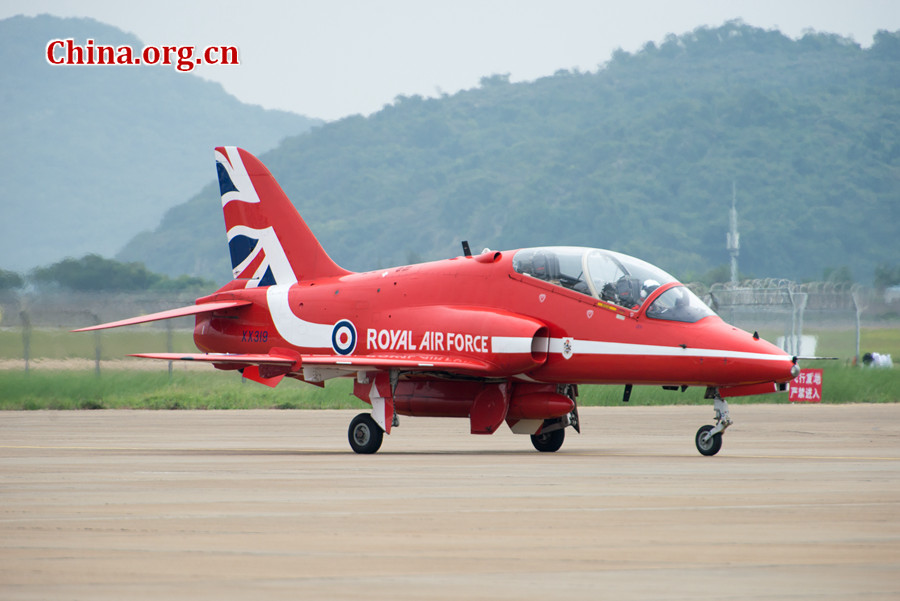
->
[301,354,492,372]
[72,300,252,332]
[131,352,492,372]
[129,351,493,387]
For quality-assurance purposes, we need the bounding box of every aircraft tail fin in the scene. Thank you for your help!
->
[214,146,350,286]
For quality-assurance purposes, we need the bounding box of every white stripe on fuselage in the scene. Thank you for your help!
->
[490,336,536,354]
[493,335,786,361]
[544,337,788,361]
[267,286,333,349]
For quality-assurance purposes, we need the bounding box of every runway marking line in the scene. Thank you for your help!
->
[0,444,345,455]
[1,445,898,461]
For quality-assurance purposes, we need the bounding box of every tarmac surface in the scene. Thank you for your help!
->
[1,405,899,600]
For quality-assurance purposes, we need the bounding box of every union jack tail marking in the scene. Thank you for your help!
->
[214,147,349,286]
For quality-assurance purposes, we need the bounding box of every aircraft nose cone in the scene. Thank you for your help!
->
[698,319,798,386]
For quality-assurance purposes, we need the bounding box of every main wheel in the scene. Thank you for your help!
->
[348,413,384,454]
[695,424,722,456]
[531,428,565,452]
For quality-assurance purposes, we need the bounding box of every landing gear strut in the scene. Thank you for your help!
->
[695,390,732,456]
[529,385,579,453]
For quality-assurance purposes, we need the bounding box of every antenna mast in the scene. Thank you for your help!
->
[725,181,740,285]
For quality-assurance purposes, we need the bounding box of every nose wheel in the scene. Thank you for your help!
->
[695,424,723,456]
[695,391,731,456]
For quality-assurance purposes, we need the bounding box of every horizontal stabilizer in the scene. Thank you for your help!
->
[131,351,491,373]
[72,300,252,332]
[131,350,302,388]
[129,352,295,365]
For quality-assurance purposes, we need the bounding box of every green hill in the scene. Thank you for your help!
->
[0,15,321,272]
[122,21,900,284]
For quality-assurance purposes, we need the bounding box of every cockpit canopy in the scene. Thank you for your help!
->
[512,246,715,323]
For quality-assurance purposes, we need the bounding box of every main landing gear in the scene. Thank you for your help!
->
[529,410,577,453]
[348,413,384,454]
[348,411,576,454]
[531,428,565,452]
[695,389,732,456]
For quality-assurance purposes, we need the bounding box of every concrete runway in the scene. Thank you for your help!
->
[1,405,899,600]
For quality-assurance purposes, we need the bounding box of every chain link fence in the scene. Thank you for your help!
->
[1,290,202,374]
[703,280,889,362]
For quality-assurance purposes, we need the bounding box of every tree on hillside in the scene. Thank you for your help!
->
[874,264,900,291]
[0,268,24,291]
[30,254,212,292]
[823,266,854,285]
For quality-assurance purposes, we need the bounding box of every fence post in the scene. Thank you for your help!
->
[851,286,867,366]
[20,310,31,374]
[89,312,101,378]
[794,291,808,355]
[167,320,173,381]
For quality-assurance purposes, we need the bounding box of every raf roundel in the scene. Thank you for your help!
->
[331,320,357,355]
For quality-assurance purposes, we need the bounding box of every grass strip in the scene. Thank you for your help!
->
[1,364,896,410]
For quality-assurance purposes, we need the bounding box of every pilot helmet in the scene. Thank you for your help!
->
[641,279,660,298]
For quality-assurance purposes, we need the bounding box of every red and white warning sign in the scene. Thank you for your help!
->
[789,368,823,403]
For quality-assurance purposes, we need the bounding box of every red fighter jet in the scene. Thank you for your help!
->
[76,147,800,455]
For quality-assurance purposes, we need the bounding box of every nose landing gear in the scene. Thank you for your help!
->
[695,390,731,456]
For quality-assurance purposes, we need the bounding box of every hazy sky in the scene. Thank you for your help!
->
[4,0,899,120]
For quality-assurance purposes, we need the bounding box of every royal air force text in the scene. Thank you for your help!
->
[366,329,490,353]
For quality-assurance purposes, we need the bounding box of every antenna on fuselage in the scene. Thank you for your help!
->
[461,240,472,257]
